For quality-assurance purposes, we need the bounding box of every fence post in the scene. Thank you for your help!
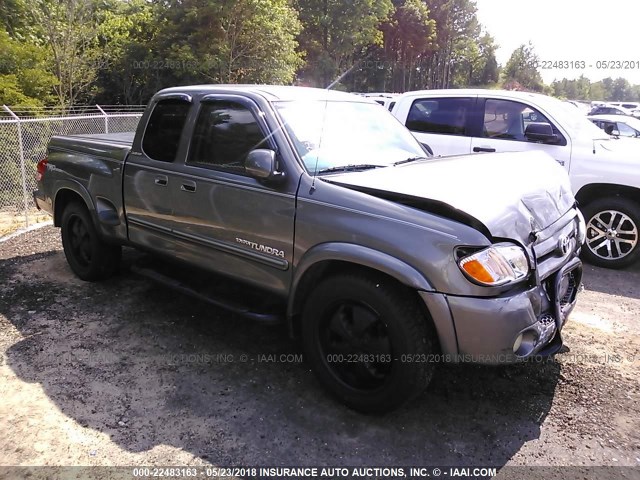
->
[96,104,108,134]
[2,105,30,228]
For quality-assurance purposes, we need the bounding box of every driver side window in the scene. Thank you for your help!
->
[188,100,268,174]
[482,99,564,145]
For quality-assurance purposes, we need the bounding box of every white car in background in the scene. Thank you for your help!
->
[588,114,640,138]
[356,92,399,111]
[391,89,640,269]
[608,102,640,117]
[589,104,638,117]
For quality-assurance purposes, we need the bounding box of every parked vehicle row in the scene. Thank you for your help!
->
[390,89,640,269]
[35,85,585,412]
[587,102,640,118]
[588,114,640,138]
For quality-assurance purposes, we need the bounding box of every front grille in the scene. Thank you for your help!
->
[560,272,578,307]
[538,313,555,325]
[532,212,581,282]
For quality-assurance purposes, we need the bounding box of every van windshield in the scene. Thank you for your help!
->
[274,100,426,174]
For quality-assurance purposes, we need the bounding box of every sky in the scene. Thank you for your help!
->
[474,0,640,85]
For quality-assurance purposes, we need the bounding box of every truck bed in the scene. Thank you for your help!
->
[73,131,135,145]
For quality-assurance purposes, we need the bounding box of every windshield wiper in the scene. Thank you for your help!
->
[317,164,385,175]
[393,155,428,166]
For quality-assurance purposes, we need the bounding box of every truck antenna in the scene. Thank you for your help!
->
[310,100,330,193]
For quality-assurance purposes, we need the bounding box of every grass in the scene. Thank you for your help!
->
[0,209,51,237]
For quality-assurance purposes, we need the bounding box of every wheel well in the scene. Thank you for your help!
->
[53,189,87,227]
[576,184,640,208]
[289,260,439,348]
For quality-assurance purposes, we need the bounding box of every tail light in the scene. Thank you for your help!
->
[36,157,48,182]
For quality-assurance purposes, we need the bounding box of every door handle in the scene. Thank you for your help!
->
[180,181,197,193]
[473,147,496,153]
[154,175,168,186]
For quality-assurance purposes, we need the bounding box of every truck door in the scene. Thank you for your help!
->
[123,95,192,252]
[168,95,297,295]
[469,98,571,170]
[401,96,475,156]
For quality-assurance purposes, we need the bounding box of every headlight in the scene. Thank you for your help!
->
[458,243,530,286]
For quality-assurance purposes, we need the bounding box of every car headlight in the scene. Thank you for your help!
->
[457,243,530,286]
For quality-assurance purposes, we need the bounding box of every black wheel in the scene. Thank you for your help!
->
[61,202,121,281]
[301,273,435,413]
[581,197,640,269]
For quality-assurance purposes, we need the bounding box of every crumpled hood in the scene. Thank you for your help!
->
[326,150,576,245]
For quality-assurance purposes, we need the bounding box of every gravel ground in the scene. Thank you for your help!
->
[0,226,639,474]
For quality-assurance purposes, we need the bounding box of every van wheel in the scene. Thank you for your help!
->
[581,197,640,269]
[301,273,435,413]
[61,202,121,281]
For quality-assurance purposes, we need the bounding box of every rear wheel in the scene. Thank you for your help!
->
[581,197,640,269]
[301,273,435,413]
[61,202,121,281]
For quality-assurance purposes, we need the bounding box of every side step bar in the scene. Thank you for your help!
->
[131,265,284,325]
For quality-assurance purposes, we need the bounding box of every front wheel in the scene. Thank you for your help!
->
[61,202,121,281]
[581,197,640,269]
[301,273,436,413]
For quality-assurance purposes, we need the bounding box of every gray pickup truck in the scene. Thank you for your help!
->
[34,85,585,412]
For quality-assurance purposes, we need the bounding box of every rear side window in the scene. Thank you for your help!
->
[188,100,268,174]
[142,99,191,162]
[405,98,472,136]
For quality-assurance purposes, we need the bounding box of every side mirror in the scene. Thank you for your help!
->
[525,123,559,144]
[611,129,620,137]
[245,149,284,182]
[420,142,434,156]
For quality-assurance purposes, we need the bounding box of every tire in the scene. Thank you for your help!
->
[301,273,435,413]
[61,202,121,281]
[580,197,640,269]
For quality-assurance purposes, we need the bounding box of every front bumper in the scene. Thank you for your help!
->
[421,257,582,364]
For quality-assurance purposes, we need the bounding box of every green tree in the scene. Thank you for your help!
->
[159,0,302,86]
[31,0,107,106]
[0,28,57,107]
[296,0,393,87]
[473,32,499,86]
[93,0,159,104]
[589,81,606,101]
[503,42,543,92]
[380,0,435,92]
[610,77,631,101]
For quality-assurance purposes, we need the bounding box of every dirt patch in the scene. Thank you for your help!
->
[0,227,639,471]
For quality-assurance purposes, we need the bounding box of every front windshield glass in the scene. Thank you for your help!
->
[541,95,609,139]
[274,100,426,174]
[620,117,640,134]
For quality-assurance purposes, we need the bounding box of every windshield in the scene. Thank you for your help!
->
[620,116,640,133]
[540,95,609,139]
[274,100,426,174]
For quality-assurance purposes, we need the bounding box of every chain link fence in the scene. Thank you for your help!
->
[0,105,144,235]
